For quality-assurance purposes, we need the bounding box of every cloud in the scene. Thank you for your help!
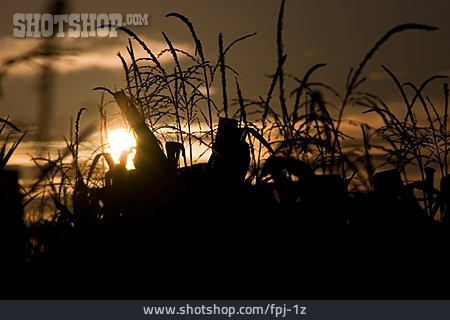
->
[0,34,193,75]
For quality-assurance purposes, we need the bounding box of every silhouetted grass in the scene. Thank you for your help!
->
[0,116,25,171]
[2,1,448,275]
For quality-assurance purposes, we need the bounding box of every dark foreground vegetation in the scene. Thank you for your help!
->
[1,1,449,298]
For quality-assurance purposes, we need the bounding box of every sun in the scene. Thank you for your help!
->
[107,129,137,170]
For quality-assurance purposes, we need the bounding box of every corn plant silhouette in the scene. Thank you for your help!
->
[2,0,450,300]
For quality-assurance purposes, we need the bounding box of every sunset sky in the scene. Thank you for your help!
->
[1,0,449,139]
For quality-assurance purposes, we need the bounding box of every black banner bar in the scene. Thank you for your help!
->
[0,300,450,320]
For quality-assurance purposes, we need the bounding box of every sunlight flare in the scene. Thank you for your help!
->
[107,129,137,170]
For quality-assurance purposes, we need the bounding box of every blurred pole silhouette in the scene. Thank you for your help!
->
[38,0,67,142]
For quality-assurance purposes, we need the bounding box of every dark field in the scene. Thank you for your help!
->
[1,0,449,299]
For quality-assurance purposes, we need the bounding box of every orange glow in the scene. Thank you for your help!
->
[107,129,136,170]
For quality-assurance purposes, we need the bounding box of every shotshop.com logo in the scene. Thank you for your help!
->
[13,13,149,38]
